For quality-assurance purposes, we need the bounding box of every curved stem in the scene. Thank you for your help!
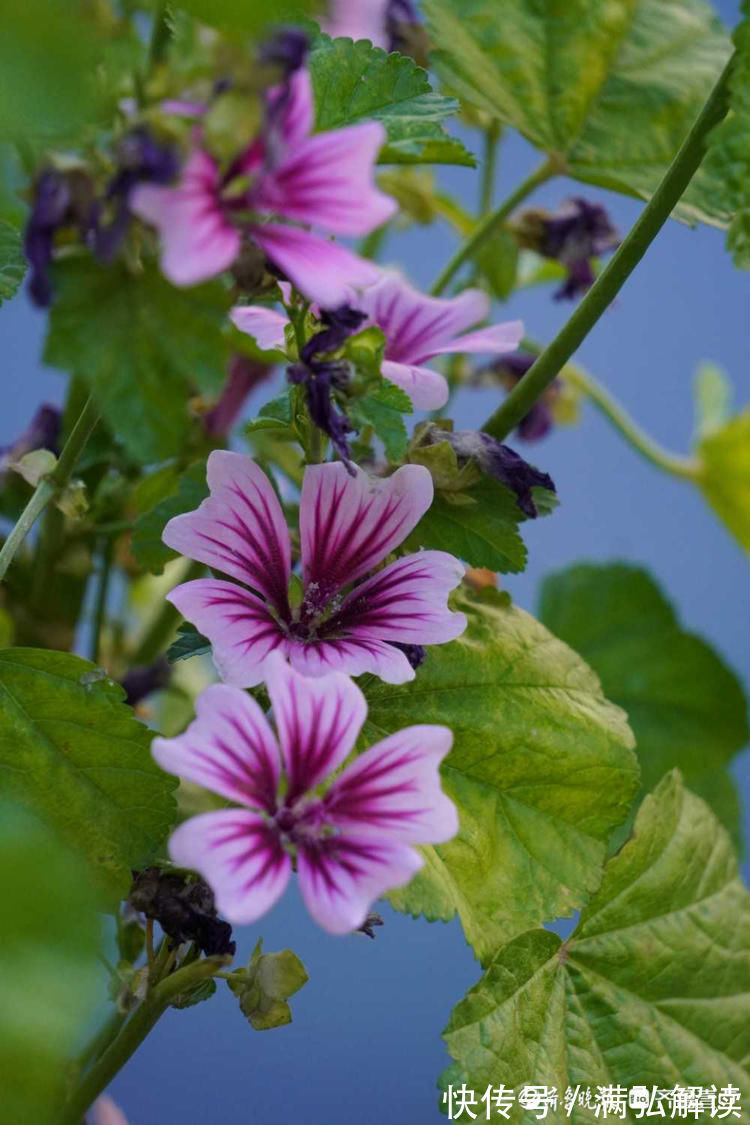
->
[61,956,228,1125]
[430,157,555,296]
[564,361,700,480]
[0,396,99,584]
[483,56,735,441]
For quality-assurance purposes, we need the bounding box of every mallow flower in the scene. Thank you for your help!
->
[163,451,466,685]
[131,69,395,307]
[152,653,458,933]
[232,270,524,410]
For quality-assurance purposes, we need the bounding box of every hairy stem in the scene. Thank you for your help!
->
[483,57,735,440]
[430,158,555,296]
[61,957,228,1125]
[0,396,99,583]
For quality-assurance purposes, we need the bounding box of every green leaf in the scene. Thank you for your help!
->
[693,361,732,441]
[0,649,177,901]
[175,0,316,33]
[44,259,232,463]
[0,800,102,1125]
[697,406,750,553]
[351,379,412,462]
[0,220,25,304]
[309,37,475,167]
[423,0,732,227]
[167,622,212,665]
[705,1,750,265]
[131,461,209,575]
[442,773,750,1112]
[472,228,519,300]
[409,478,528,573]
[539,563,748,848]
[171,977,217,1010]
[258,390,294,425]
[365,588,638,963]
[227,939,309,1030]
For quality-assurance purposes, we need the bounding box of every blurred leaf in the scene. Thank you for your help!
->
[472,228,518,299]
[705,0,750,265]
[698,405,750,552]
[310,37,475,166]
[0,220,25,303]
[0,800,101,1125]
[167,622,212,664]
[0,0,102,141]
[409,478,527,574]
[131,460,208,575]
[539,563,748,848]
[176,0,317,33]
[693,361,733,441]
[424,0,732,227]
[171,976,217,1009]
[0,648,177,901]
[44,259,232,463]
[365,588,638,963]
[227,939,309,1030]
[441,773,750,1108]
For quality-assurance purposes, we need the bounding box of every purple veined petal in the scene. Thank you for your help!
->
[324,724,458,843]
[160,98,208,117]
[230,304,289,352]
[288,634,415,683]
[162,451,292,614]
[269,67,314,149]
[168,810,292,925]
[91,1096,130,1125]
[152,682,281,812]
[264,652,366,804]
[355,272,489,364]
[329,550,467,645]
[381,359,449,410]
[131,150,240,286]
[300,462,433,595]
[297,835,422,934]
[250,224,380,307]
[322,0,391,48]
[421,318,524,360]
[167,579,288,688]
[255,122,396,237]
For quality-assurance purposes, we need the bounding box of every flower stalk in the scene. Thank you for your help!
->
[0,395,100,583]
[482,55,736,441]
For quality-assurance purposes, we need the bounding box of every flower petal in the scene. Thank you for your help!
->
[168,810,291,926]
[167,578,287,687]
[131,150,239,286]
[329,550,467,645]
[251,224,380,307]
[322,0,390,48]
[91,1097,130,1125]
[152,683,281,812]
[265,652,366,803]
[162,451,292,614]
[381,359,449,410]
[256,122,396,236]
[274,67,314,148]
[423,318,524,359]
[230,304,289,352]
[288,635,415,684]
[324,725,457,843]
[356,272,489,364]
[300,462,433,594]
[297,835,422,934]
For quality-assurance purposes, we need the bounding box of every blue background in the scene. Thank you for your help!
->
[1,1,748,1120]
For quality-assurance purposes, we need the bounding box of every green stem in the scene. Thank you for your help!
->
[61,957,227,1125]
[431,157,555,295]
[130,559,205,666]
[358,222,390,262]
[0,396,99,584]
[479,122,501,218]
[148,3,171,69]
[75,1009,127,1077]
[90,537,114,663]
[483,58,735,441]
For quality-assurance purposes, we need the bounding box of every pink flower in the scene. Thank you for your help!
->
[92,1097,130,1125]
[231,271,524,410]
[323,0,391,47]
[163,451,466,686]
[131,71,396,306]
[152,653,458,933]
